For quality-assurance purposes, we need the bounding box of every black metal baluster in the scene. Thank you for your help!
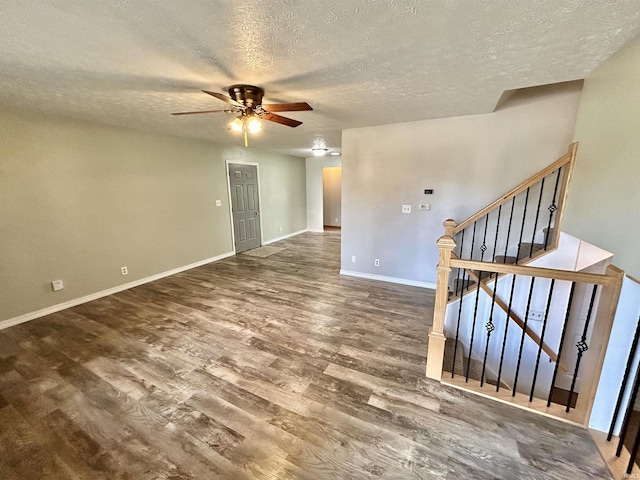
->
[608,314,640,441]
[454,231,466,297]
[491,205,502,263]
[452,269,468,377]
[516,188,529,263]
[496,274,518,392]
[627,426,640,475]
[515,188,530,263]
[503,197,516,263]
[547,282,577,407]
[529,279,555,402]
[544,167,562,250]
[481,274,499,387]
[469,221,477,261]
[566,284,599,412]
[480,214,489,261]
[513,277,536,396]
[617,362,640,456]
[528,178,546,258]
[465,270,484,382]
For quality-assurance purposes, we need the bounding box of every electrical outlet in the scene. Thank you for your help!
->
[418,203,431,211]
[215,199,222,207]
[351,255,356,263]
[279,226,283,232]
[528,309,544,321]
[402,204,411,214]
[374,259,380,267]
[51,280,64,292]
[121,266,129,275]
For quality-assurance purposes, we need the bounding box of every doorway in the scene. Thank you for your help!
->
[228,163,261,253]
[322,166,342,230]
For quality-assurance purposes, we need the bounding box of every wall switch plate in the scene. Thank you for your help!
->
[215,199,222,207]
[402,204,411,213]
[51,280,64,291]
[351,255,356,263]
[374,259,380,267]
[418,203,431,211]
[121,266,129,275]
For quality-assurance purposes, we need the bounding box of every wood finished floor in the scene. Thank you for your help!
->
[0,231,611,479]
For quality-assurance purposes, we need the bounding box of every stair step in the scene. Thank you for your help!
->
[494,255,517,265]
[472,270,497,279]
[454,278,476,292]
[443,338,465,377]
[517,242,545,260]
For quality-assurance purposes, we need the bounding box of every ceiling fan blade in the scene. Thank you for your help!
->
[202,90,245,108]
[261,113,302,128]
[261,102,313,112]
[171,109,235,115]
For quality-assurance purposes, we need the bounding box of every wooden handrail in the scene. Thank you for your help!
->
[453,143,577,234]
[450,258,614,286]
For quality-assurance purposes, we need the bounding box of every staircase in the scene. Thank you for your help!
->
[426,143,625,429]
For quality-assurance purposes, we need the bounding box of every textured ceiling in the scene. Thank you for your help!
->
[1,1,639,158]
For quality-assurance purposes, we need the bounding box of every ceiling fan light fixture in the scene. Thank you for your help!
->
[312,147,329,156]
[246,115,262,133]
[229,116,244,132]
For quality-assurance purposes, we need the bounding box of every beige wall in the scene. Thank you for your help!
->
[564,35,640,279]
[0,106,306,322]
[305,156,342,232]
[322,167,342,227]
[341,81,582,285]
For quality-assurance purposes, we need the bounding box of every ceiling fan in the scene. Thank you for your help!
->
[171,84,313,146]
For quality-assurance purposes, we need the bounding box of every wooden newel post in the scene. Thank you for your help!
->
[426,219,457,380]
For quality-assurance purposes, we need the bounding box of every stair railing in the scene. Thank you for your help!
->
[451,143,577,265]
[428,247,624,425]
[426,142,625,425]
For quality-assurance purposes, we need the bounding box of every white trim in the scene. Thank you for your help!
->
[263,229,308,245]
[307,228,325,233]
[339,270,436,289]
[225,160,264,252]
[0,251,235,331]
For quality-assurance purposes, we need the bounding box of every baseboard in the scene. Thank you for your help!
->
[307,228,325,233]
[0,251,235,331]
[263,229,308,245]
[339,270,436,289]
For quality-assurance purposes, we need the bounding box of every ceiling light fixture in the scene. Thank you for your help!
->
[245,114,262,134]
[229,111,262,146]
[312,147,329,156]
[229,116,244,132]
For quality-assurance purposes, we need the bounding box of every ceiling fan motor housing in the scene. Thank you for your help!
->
[228,84,264,109]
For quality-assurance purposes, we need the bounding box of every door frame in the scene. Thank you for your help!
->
[225,160,264,253]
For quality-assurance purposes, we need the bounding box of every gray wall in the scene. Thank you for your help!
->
[564,35,640,280]
[341,81,582,285]
[0,106,306,322]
